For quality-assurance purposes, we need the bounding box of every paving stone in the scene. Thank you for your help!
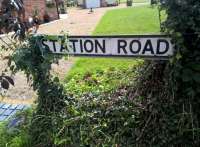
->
[0,115,7,121]
[0,103,29,122]
[10,104,18,110]
[0,103,5,108]
[10,109,18,116]
[16,104,25,110]
[0,108,5,115]
[3,109,14,116]
[2,104,11,109]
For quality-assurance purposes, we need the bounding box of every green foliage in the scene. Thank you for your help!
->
[162,0,200,144]
[0,109,32,147]
[10,35,68,146]
[56,6,166,146]
[2,2,199,146]
[55,93,141,146]
[162,0,200,98]
[66,58,139,79]
[0,75,14,90]
[65,62,142,98]
[122,0,200,146]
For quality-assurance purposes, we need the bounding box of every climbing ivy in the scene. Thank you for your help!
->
[163,0,200,143]
[129,0,200,146]
[1,0,200,146]
[9,35,70,146]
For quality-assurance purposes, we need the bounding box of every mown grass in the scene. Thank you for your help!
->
[93,6,160,35]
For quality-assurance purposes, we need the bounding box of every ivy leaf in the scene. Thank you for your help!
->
[190,64,200,71]
[1,79,9,90]
[175,52,182,60]
[182,69,193,82]
[193,73,200,83]
[54,77,60,83]
[4,76,14,86]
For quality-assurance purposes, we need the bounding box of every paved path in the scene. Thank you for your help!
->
[38,4,127,35]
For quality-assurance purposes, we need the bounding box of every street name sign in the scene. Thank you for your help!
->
[39,35,174,59]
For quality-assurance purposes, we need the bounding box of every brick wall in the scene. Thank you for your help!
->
[23,0,58,22]
[0,0,59,22]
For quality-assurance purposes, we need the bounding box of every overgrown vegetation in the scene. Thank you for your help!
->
[1,35,69,146]
[0,109,32,147]
[127,0,200,146]
[0,1,199,146]
[65,58,142,98]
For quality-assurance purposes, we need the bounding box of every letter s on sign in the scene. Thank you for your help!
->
[41,39,50,51]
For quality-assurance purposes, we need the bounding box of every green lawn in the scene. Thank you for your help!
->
[93,6,160,35]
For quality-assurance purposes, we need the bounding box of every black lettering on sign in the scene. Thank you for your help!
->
[49,39,57,52]
[70,39,78,52]
[41,39,50,51]
[60,39,69,52]
[84,40,94,53]
[129,40,141,54]
[142,39,154,55]
[118,40,127,54]
[95,40,106,53]
[80,39,84,52]
[156,39,169,55]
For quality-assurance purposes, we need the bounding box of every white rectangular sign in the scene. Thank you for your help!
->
[39,35,174,59]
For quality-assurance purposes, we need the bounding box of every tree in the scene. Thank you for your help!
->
[0,0,26,38]
[0,0,26,92]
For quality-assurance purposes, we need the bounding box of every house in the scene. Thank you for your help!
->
[0,0,65,23]
[77,0,118,9]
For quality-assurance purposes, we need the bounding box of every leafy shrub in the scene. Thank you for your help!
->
[55,91,141,146]
[0,109,32,147]
[64,64,142,98]
[49,60,143,146]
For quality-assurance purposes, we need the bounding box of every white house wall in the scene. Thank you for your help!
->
[85,0,101,8]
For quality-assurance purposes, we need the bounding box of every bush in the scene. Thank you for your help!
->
[0,109,32,147]
[64,66,141,98]
[55,90,141,146]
